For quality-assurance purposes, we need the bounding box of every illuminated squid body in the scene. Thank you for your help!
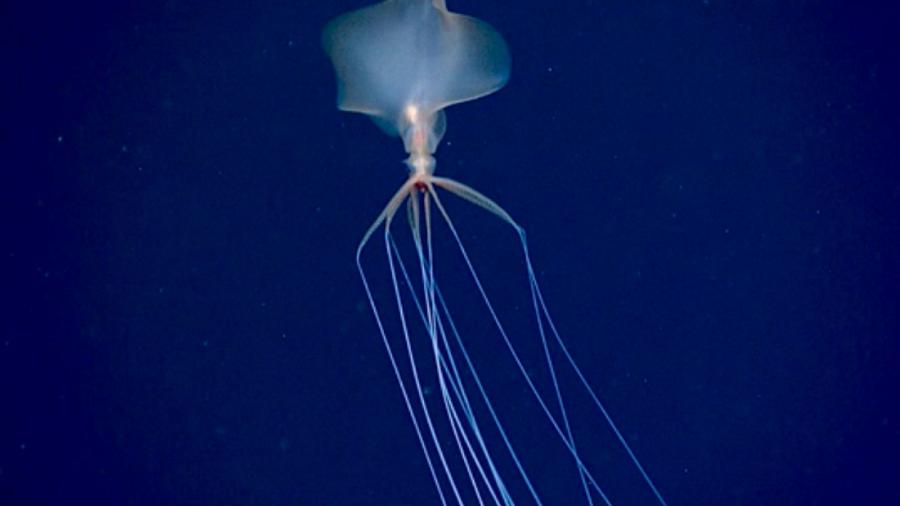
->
[323,1,667,504]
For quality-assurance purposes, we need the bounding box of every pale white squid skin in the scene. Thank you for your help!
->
[322,2,669,505]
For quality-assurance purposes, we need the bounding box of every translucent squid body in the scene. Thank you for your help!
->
[323,1,667,504]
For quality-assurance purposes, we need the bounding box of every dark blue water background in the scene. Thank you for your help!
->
[4,1,899,504]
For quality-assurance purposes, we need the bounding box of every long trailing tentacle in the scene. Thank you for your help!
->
[355,179,453,506]
[428,179,612,504]
[431,175,668,506]
[357,174,667,506]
